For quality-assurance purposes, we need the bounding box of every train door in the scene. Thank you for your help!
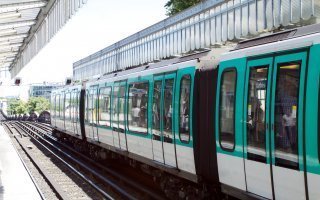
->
[270,51,307,200]
[243,58,273,199]
[60,91,65,130]
[112,81,128,150]
[85,89,92,139]
[112,83,120,148]
[91,85,99,141]
[118,81,128,150]
[151,73,177,167]
[152,75,165,163]
[216,60,246,191]
[85,86,99,141]
[71,89,79,135]
[305,44,320,200]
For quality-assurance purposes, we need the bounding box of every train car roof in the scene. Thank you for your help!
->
[84,48,226,87]
[221,23,320,61]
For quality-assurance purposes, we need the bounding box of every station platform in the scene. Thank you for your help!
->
[0,125,42,200]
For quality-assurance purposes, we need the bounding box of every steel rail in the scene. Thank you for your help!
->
[14,122,137,200]
[2,123,46,200]
[22,121,166,200]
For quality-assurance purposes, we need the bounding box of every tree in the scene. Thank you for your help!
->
[26,97,50,114]
[165,0,201,16]
[7,99,27,115]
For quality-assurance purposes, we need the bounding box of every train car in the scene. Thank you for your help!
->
[215,24,320,200]
[51,84,83,139]
[38,111,51,124]
[51,23,320,199]
[81,49,225,184]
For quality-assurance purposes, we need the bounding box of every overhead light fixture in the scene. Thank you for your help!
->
[0,41,11,46]
[0,44,21,49]
[0,1,46,14]
[0,34,27,42]
[0,52,17,57]
[0,12,21,20]
[0,29,17,36]
[0,20,35,30]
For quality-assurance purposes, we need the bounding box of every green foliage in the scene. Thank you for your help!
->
[7,99,27,115]
[7,97,50,115]
[165,0,201,16]
[26,97,50,114]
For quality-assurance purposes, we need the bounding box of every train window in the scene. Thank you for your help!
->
[163,78,174,142]
[247,66,268,162]
[65,92,71,123]
[60,92,64,120]
[118,86,126,131]
[274,62,300,170]
[179,75,191,143]
[112,86,119,127]
[55,95,60,119]
[128,82,149,134]
[86,92,94,124]
[219,69,237,151]
[99,87,112,127]
[152,80,161,138]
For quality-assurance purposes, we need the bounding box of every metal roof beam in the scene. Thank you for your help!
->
[0,1,47,14]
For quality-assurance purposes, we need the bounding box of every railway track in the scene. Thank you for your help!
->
[3,121,166,200]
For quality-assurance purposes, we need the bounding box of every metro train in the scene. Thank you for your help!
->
[51,23,320,199]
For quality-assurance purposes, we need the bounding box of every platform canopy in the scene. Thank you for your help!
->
[0,0,87,78]
[73,0,320,81]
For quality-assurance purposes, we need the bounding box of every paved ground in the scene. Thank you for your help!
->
[0,125,42,200]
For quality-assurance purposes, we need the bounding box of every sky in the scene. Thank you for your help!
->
[1,0,168,99]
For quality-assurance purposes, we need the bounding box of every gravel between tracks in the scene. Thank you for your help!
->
[6,126,105,200]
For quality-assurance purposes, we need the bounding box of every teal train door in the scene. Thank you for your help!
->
[243,57,273,199]
[270,51,307,200]
[112,81,127,150]
[151,73,177,167]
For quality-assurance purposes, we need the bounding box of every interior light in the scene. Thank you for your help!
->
[280,64,299,69]
[257,68,267,73]
[0,12,21,20]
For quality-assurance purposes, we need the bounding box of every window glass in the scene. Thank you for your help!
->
[247,66,268,162]
[87,92,94,124]
[274,62,300,169]
[99,87,112,127]
[56,95,60,118]
[71,91,77,123]
[65,92,71,121]
[128,82,149,134]
[152,81,162,137]
[179,75,191,143]
[163,79,174,142]
[60,92,64,119]
[118,86,126,131]
[219,69,236,150]
[112,86,119,127]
